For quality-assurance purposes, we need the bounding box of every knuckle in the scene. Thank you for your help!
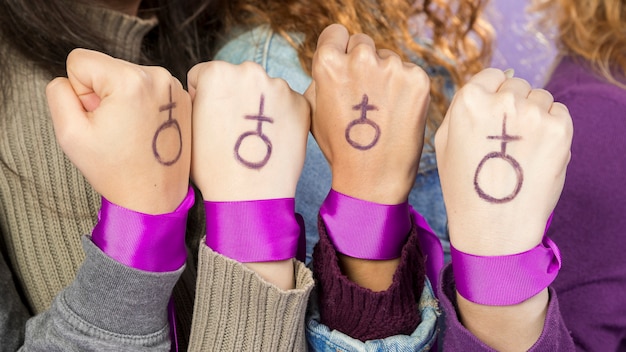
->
[349,44,376,65]
[409,65,430,88]
[534,88,554,101]
[315,46,343,71]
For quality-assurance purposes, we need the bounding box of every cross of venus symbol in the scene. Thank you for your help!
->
[234,94,274,169]
[152,85,183,166]
[473,113,524,204]
[345,94,380,150]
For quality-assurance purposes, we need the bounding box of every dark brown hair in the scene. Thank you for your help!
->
[0,0,226,84]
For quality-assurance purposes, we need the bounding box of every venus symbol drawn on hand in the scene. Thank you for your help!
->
[345,94,380,150]
[234,94,274,169]
[474,113,523,203]
[153,85,182,166]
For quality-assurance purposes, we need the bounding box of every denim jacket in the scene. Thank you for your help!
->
[215,26,450,350]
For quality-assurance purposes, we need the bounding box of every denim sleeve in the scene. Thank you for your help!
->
[306,279,440,352]
[214,25,312,94]
[19,236,182,351]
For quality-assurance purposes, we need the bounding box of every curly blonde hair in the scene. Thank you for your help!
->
[534,0,626,88]
[219,0,493,135]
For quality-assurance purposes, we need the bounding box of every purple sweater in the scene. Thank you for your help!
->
[544,56,626,351]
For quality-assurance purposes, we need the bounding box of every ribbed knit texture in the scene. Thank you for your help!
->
[0,5,157,314]
[313,213,426,341]
[189,242,313,351]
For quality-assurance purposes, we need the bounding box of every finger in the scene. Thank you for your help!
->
[186,63,203,101]
[346,33,376,54]
[466,68,507,94]
[65,48,131,108]
[549,101,570,117]
[527,89,554,112]
[377,48,401,60]
[498,77,532,98]
[46,77,90,146]
[316,24,350,54]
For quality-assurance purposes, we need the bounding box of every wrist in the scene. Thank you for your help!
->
[331,173,411,205]
[91,185,194,272]
[320,189,411,260]
[204,198,301,262]
[451,235,561,306]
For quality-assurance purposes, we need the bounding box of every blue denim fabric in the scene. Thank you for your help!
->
[306,279,440,351]
[215,25,452,263]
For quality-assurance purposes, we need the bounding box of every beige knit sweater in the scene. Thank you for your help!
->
[0,5,312,351]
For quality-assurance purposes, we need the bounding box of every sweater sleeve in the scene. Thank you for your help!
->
[438,264,575,351]
[20,236,182,351]
[0,248,30,351]
[312,213,426,341]
[188,239,314,351]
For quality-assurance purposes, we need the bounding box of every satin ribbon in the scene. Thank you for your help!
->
[91,186,194,272]
[91,186,194,352]
[319,189,411,260]
[451,215,561,306]
[410,208,444,294]
[204,198,301,262]
[319,189,443,291]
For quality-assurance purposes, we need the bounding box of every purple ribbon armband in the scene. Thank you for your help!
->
[91,186,195,272]
[204,198,301,262]
[319,189,411,260]
[451,234,562,306]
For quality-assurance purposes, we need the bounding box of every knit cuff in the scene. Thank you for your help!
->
[189,240,314,351]
[62,236,183,337]
[313,213,426,341]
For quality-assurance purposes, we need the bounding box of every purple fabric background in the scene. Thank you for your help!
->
[486,1,557,87]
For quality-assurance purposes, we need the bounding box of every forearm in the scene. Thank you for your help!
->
[189,242,313,351]
[313,217,425,341]
[456,289,548,351]
[244,260,295,291]
[337,255,399,292]
[439,264,575,351]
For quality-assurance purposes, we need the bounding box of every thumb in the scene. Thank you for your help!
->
[46,77,90,150]
[65,48,130,111]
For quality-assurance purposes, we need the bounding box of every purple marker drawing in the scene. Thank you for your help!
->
[153,85,182,166]
[474,113,523,203]
[234,95,274,169]
[345,94,380,151]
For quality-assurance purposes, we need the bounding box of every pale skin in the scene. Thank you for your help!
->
[188,61,310,290]
[436,68,572,350]
[47,49,192,215]
[305,24,431,291]
[307,27,573,349]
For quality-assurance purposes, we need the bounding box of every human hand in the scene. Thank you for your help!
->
[436,68,572,255]
[188,61,310,201]
[46,49,192,214]
[304,24,430,205]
